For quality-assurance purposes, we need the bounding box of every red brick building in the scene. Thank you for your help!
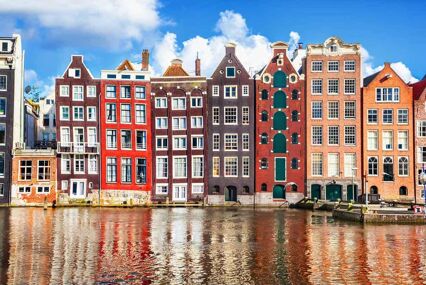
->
[255,41,305,204]
[100,51,152,205]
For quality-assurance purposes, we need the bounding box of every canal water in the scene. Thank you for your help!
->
[0,208,425,285]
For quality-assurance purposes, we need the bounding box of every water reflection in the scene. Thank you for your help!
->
[1,208,426,284]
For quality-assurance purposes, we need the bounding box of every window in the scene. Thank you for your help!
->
[0,125,5,145]
[312,126,323,145]
[60,85,69,97]
[291,133,298,144]
[328,153,339,177]
[224,107,238,124]
[261,90,268,100]
[368,157,378,175]
[18,187,31,193]
[383,130,393,150]
[156,117,168,129]
[88,155,97,174]
[173,136,187,150]
[173,157,187,178]
[330,44,337,52]
[398,131,408,150]
[261,111,268,122]
[192,184,204,194]
[172,98,186,110]
[260,158,268,169]
[328,61,339,72]
[136,130,147,150]
[87,106,96,121]
[224,86,237,98]
[397,109,408,124]
[291,158,299,170]
[261,133,268,144]
[37,186,50,194]
[107,158,117,182]
[418,121,426,137]
[212,85,219,96]
[212,107,220,125]
[328,79,339,95]
[0,153,3,178]
[383,157,394,181]
[328,126,339,145]
[311,61,323,72]
[292,89,299,100]
[226,67,235,78]
[376,88,400,102]
[344,101,356,119]
[135,86,146,99]
[87,128,97,147]
[291,110,299,122]
[20,160,32,180]
[241,157,250,177]
[192,136,204,149]
[191,116,203,128]
[37,160,51,180]
[312,153,323,176]
[135,158,146,184]
[367,131,378,150]
[344,153,356,177]
[74,155,84,174]
[73,106,84,121]
[61,154,71,174]
[212,157,220,177]
[191,97,202,108]
[242,107,249,124]
[120,86,131,98]
[213,134,220,151]
[242,134,249,151]
[399,186,408,196]
[312,79,322,94]
[106,130,117,149]
[121,158,132,182]
[155,98,167,108]
[224,157,238,177]
[156,136,168,150]
[344,60,355,72]
[192,156,204,178]
[367,109,378,124]
[60,127,70,144]
[106,103,116,122]
[72,86,84,101]
[419,147,426,163]
[383,109,393,124]
[121,104,131,123]
[344,79,356,94]
[312,102,322,119]
[224,134,238,151]
[242,85,249,96]
[121,130,132,149]
[87,86,96,97]
[0,98,5,116]
[156,157,168,179]
[106,74,116,79]
[43,114,50,127]
[328,101,339,119]
[106,85,116,98]
[135,104,146,123]
[172,117,187,130]
[156,184,168,194]
[261,184,267,192]
[399,157,409,176]
[344,126,356,145]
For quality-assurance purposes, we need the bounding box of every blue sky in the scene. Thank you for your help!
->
[0,0,424,96]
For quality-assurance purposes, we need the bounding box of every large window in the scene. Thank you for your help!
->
[156,157,168,179]
[328,101,339,119]
[398,131,408,150]
[312,102,322,119]
[0,124,5,145]
[38,160,51,180]
[328,153,339,177]
[242,134,249,151]
[383,130,393,150]
[311,61,323,72]
[224,86,237,98]
[61,154,71,174]
[226,67,235,78]
[212,157,220,177]
[191,116,203,128]
[397,109,408,124]
[224,157,238,177]
[120,86,131,98]
[344,153,356,177]
[212,134,220,151]
[312,126,323,145]
[0,75,6,91]
[156,117,168,129]
[242,107,249,125]
[136,158,146,184]
[383,157,394,181]
[344,79,356,94]
[60,85,69,97]
[87,128,97,147]
[121,104,131,123]
[224,107,238,124]
[155,98,167,108]
[376,88,400,102]
[367,109,378,124]
[173,157,187,178]
[0,153,3,177]
[135,104,146,123]
[311,79,322,94]
[106,85,116,98]
[135,86,146,99]
[367,131,378,150]
[172,117,187,130]
[72,85,84,101]
[74,155,84,174]
[121,158,132,182]
[73,106,84,121]
[224,134,238,151]
[399,157,409,176]
[106,103,116,122]
[191,97,203,108]
[419,147,426,163]
[383,109,393,124]
[156,136,168,150]
[192,156,204,178]
[328,79,339,94]
[20,160,32,180]
[212,107,220,125]
[88,155,98,174]
[328,126,339,145]
[312,153,323,176]
[121,130,131,149]
[242,157,249,177]
[192,136,204,149]
[417,121,426,137]
[344,126,356,145]
[368,157,378,176]
[87,106,96,121]
[172,98,186,110]
[344,60,356,72]
[136,131,147,150]
[107,158,117,182]
[0,98,6,116]
[106,130,117,149]
[173,136,187,150]
[328,61,339,72]
[344,101,356,119]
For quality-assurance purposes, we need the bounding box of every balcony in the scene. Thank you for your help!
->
[57,142,100,154]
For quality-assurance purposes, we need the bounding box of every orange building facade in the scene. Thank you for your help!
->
[362,63,415,201]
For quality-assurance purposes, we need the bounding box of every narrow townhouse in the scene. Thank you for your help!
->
[305,37,362,201]
[100,50,152,205]
[207,43,255,205]
[150,58,207,203]
[37,91,57,147]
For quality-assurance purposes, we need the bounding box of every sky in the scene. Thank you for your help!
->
[0,0,425,98]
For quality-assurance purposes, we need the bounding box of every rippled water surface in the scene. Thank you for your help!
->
[1,208,426,284]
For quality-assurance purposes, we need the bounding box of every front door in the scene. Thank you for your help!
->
[70,179,86,198]
[173,185,187,202]
[326,184,342,201]
[225,186,237,202]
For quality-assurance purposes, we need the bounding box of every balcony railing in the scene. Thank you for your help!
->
[57,142,100,154]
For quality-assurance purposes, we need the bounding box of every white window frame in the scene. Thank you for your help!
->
[191,116,203,128]
[60,85,69,97]
[224,85,238,99]
[172,97,186,110]
[224,157,238,177]
[172,135,187,150]
[192,156,204,178]
[155,97,167,108]
[87,106,97,121]
[212,85,219,97]
[87,86,96,98]
[156,136,168,150]
[72,106,84,121]
[242,85,249,96]
[156,117,168,129]
[156,156,168,179]
[72,85,84,101]
[173,156,187,179]
[60,106,70,121]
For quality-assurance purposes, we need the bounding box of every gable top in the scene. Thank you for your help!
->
[411,77,426,100]
[163,59,190,77]
[363,63,409,88]
[116,59,135,71]
[307,36,361,55]
[60,55,95,79]
[209,43,250,79]
[271,41,289,50]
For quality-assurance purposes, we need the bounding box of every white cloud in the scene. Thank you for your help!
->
[0,0,161,48]
[288,31,300,53]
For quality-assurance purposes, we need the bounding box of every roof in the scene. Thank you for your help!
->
[163,59,189,76]
[363,71,380,87]
[410,78,426,100]
[116,59,135,71]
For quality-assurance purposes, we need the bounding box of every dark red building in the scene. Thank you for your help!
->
[255,42,305,204]
[100,51,152,205]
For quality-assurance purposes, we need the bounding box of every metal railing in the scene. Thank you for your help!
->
[57,142,100,154]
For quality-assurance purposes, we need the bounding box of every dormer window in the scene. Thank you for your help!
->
[68,68,81,78]
[330,44,337,52]
[226,67,235,78]
[107,74,116,79]
[1,42,8,52]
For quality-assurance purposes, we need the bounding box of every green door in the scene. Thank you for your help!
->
[273,91,287,108]
[275,158,286,181]
[273,185,285,199]
[347,185,358,201]
[273,134,286,153]
[273,112,287,130]
[273,71,287,88]
[326,184,342,201]
[311,184,321,200]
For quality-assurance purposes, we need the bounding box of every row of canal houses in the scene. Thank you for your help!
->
[2,34,426,206]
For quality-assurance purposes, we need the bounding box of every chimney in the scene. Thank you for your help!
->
[195,53,201,76]
[225,42,236,55]
[142,49,149,71]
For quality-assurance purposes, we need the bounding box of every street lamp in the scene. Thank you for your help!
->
[352,167,358,203]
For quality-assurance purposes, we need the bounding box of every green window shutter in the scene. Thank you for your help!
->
[273,111,287,130]
[273,134,286,153]
[273,91,287,108]
[273,71,287,88]
[273,185,285,199]
[275,158,286,181]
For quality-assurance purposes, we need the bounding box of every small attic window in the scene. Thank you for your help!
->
[330,44,337,52]
[226,67,235,78]
[107,74,116,79]
[1,42,8,52]
[136,75,145,80]
[121,74,131,79]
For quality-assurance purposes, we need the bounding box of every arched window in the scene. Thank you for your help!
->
[398,157,409,176]
[261,89,268,100]
[291,133,299,144]
[383,157,394,181]
[273,133,287,153]
[273,111,287,130]
[273,91,287,108]
[261,183,267,192]
[273,71,287,88]
[370,186,378,194]
[213,185,220,193]
[292,89,299,100]
[261,158,268,169]
[261,133,268,144]
[243,186,250,193]
[261,111,268,122]
[399,186,408,196]
[291,110,299,122]
[291,184,298,192]
[368,157,378,175]
[291,158,298,169]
